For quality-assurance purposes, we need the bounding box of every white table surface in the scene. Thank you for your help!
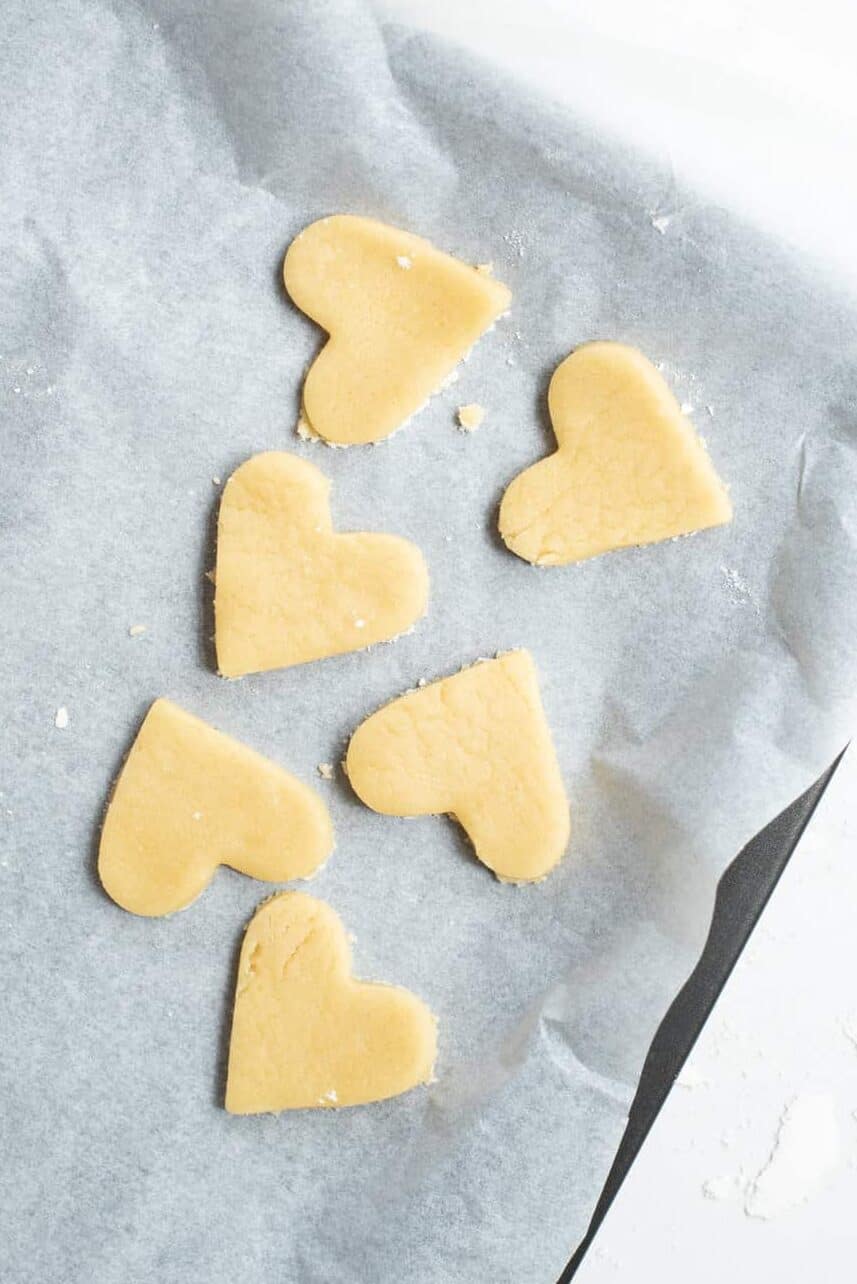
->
[375,3,857,1277]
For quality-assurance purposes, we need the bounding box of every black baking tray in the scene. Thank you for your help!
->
[558,751,845,1281]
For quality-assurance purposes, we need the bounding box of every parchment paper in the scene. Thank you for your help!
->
[1,2,856,1281]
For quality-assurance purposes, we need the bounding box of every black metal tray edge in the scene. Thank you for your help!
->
[558,750,846,1282]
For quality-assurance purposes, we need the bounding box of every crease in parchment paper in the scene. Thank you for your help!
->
[1,2,856,1282]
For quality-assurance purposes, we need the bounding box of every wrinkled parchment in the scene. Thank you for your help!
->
[1,2,855,1281]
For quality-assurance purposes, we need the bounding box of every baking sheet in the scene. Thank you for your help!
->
[1,2,856,1281]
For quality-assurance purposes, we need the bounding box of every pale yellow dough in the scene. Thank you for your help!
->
[214,452,428,677]
[225,892,437,1113]
[283,215,511,445]
[98,699,333,917]
[457,403,485,432]
[346,651,570,883]
[499,342,732,565]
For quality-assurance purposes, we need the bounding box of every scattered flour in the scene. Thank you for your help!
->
[744,1094,840,1220]
[721,565,757,611]
[702,1173,744,1202]
[676,1065,710,1089]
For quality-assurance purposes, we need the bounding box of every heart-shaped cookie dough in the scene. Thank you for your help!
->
[225,892,437,1112]
[98,699,333,916]
[346,650,570,883]
[214,451,429,677]
[283,215,511,445]
[499,342,732,565]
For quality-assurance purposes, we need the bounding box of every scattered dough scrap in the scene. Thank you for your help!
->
[283,215,511,445]
[225,892,437,1112]
[214,452,429,677]
[346,650,569,882]
[499,342,732,565]
[54,706,69,729]
[317,762,334,780]
[456,403,485,432]
[98,699,333,916]
[295,410,322,443]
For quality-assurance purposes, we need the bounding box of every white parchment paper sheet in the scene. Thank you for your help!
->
[1,2,855,1281]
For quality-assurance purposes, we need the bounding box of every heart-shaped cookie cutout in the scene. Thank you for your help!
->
[283,215,511,445]
[499,342,732,565]
[225,892,437,1112]
[214,451,429,677]
[98,699,333,916]
[346,650,570,883]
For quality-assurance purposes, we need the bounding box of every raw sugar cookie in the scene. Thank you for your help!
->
[499,342,732,565]
[214,452,428,677]
[346,651,570,883]
[98,699,333,916]
[226,892,437,1113]
[284,215,511,444]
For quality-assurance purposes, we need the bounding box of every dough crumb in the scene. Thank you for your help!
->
[212,476,221,486]
[651,212,672,234]
[317,763,334,780]
[457,403,485,432]
[54,706,69,730]
[128,624,147,637]
[475,262,494,275]
[417,678,427,687]
[396,255,413,270]
[296,410,322,442]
